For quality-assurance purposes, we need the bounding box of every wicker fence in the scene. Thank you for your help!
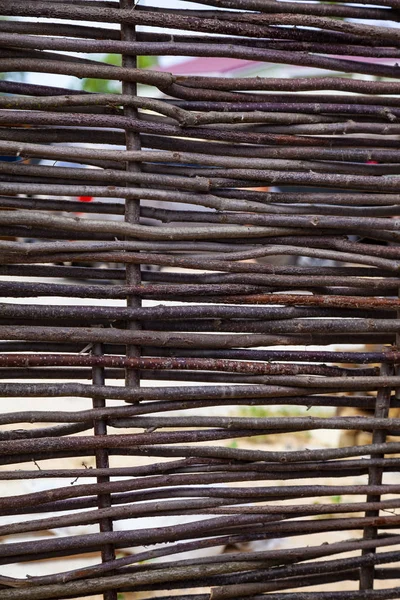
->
[0,0,400,598]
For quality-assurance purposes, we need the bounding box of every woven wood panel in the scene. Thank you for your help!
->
[0,0,399,598]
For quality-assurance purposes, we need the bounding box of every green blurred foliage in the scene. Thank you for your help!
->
[81,53,158,93]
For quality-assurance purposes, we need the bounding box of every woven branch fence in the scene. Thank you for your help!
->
[0,0,400,598]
